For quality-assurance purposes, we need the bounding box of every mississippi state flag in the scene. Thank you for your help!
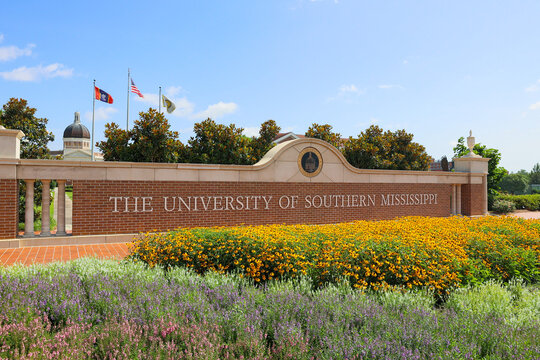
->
[94,86,113,104]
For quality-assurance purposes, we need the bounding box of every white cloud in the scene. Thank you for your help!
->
[525,79,540,92]
[327,84,365,102]
[0,63,73,81]
[529,101,540,110]
[378,84,403,90]
[243,127,260,137]
[0,43,35,62]
[0,34,4,43]
[135,93,160,107]
[193,101,238,119]
[83,107,118,122]
[339,84,362,94]
[169,98,196,117]
[166,86,183,97]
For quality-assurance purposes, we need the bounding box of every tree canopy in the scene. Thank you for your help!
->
[305,123,343,149]
[530,163,540,184]
[250,120,281,162]
[98,111,281,165]
[499,173,529,195]
[187,118,281,165]
[342,125,431,170]
[97,108,184,163]
[0,98,54,159]
[187,118,252,165]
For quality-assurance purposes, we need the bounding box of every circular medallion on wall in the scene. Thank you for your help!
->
[298,147,323,177]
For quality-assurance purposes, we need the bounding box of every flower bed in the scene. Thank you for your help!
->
[128,216,540,293]
[0,259,538,359]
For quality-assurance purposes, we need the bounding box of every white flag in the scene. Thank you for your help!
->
[162,95,176,114]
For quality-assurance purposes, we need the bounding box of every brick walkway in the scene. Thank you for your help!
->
[0,243,129,266]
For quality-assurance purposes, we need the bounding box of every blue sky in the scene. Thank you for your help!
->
[1,0,539,171]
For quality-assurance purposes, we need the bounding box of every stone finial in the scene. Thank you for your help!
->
[74,112,80,124]
[465,130,480,158]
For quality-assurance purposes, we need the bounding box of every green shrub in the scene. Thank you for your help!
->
[446,279,540,326]
[497,194,540,211]
[491,199,515,214]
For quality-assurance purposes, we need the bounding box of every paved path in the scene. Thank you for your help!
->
[511,210,540,219]
[0,243,129,266]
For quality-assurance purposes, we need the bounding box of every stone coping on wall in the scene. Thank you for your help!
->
[0,233,137,249]
[0,138,483,184]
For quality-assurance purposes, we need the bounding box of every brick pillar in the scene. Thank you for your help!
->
[0,179,18,239]
[453,156,489,216]
[0,126,24,239]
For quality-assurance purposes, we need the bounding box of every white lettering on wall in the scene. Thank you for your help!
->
[142,197,153,212]
[109,196,122,212]
[110,193,441,213]
[109,196,154,213]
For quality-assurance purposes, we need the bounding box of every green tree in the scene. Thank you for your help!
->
[499,173,529,194]
[97,122,131,161]
[187,118,252,164]
[305,123,343,149]
[530,163,540,184]
[453,137,507,196]
[516,169,531,184]
[0,98,54,159]
[97,108,185,163]
[250,119,281,162]
[342,125,430,170]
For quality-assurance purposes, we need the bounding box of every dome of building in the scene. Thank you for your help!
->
[63,112,90,139]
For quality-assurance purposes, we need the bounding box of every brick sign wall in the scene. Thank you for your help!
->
[0,137,489,240]
[72,180,452,235]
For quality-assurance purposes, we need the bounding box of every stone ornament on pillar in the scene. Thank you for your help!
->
[0,125,25,159]
[465,130,481,158]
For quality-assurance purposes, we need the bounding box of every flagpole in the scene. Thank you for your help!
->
[126,68,130,131]
[92,79,95,162]
[159,86,162,113]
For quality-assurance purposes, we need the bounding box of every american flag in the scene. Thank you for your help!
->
[130,79,144,98]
